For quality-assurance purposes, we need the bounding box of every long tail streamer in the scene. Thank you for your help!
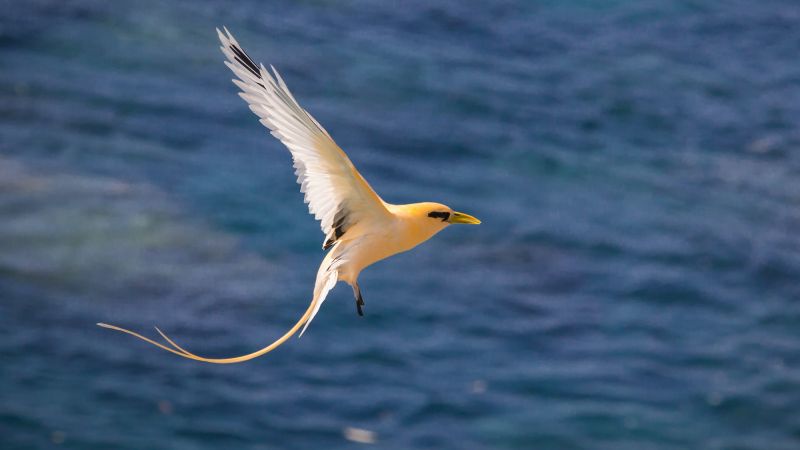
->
[96,298,316,364]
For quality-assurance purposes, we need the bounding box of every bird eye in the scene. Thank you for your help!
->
[427,211,450,221]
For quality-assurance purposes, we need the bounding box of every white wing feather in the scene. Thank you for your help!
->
[217,28,389,248]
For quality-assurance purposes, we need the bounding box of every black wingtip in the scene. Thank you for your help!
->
[229,43,262,79]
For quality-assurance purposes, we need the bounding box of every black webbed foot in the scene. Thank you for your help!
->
[354,285,365,316]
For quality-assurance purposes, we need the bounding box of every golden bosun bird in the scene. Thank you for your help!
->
[98,28,480,363]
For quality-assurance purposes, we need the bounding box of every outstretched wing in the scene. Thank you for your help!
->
[217,28,390,249]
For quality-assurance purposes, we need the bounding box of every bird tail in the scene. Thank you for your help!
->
[96,267,339,364]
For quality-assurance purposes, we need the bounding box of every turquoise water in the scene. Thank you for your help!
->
[2,1,800,448]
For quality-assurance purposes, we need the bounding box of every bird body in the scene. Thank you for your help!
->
[333,202,451,284]
[302,201,468,336]
[98,28,479,363]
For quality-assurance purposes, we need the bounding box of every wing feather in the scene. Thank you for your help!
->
[217,28,389,248]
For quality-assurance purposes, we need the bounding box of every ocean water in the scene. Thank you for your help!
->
[2,1,800,448]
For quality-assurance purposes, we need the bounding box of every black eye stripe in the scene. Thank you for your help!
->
[428,211,450,221]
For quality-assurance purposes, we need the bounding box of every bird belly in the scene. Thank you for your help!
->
[334,230,410,285]
[335,214,441,286]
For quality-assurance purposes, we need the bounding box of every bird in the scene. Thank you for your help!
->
[97,27,480,364]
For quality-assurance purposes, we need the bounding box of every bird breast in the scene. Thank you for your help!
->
[334,215,444,284]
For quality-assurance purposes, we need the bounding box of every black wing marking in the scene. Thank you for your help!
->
[323,206,350,250]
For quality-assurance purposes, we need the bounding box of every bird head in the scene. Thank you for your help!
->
[397,202,481,237]
[422,202,481,226]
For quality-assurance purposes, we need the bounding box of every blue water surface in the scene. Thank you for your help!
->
[2,1,800,449]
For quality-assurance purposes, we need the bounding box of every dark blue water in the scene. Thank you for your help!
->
[2,1,800,448]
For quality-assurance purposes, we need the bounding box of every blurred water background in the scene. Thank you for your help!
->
[2,1,800,449]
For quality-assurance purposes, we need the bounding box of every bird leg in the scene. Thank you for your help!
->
[352,283,365,316]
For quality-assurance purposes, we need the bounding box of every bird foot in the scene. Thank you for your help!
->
[353,284,365,316]
[356,297,364,316]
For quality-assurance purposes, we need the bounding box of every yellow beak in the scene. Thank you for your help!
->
[448,211,481,225]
